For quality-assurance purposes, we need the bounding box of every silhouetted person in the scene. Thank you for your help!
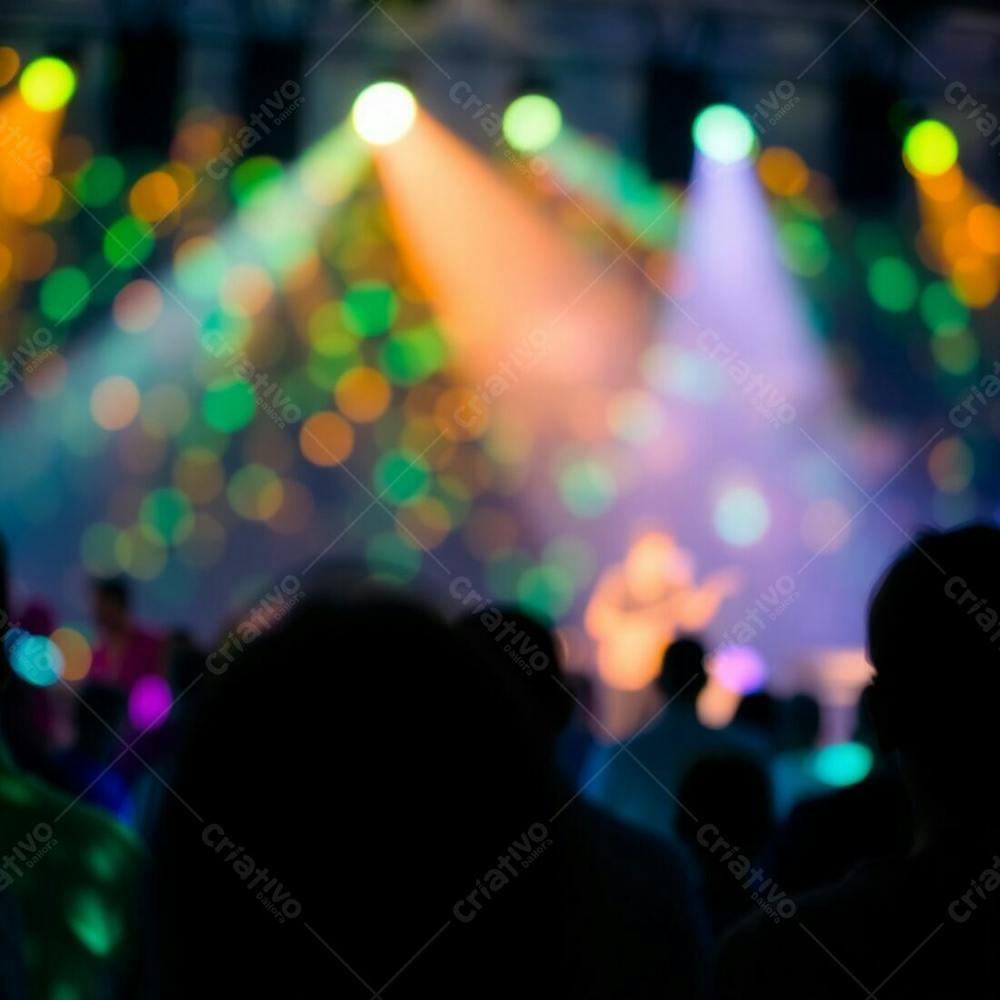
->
[155,596,709,998]
[0,538,60,778]
[717,524,1000,999]
[51,683,132,821]
[675,751,776,938]
[0,624,143,997]
[780,693,822,752]
[731,692,780,750]
[454,605,574,760]
[456,605,710,994]
[89,576,166,692]
[771,693,826,817]
[0,538,26,997]
[127,629,208,840]
[556,672,597,785]
[761,688,910,895]
[585,636,762,838]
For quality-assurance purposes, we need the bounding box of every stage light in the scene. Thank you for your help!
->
[5,629,64,687]
[757,147,809,197]
[714,486,770,546]
[50,627,92,682]
[931,328,978,375]
[903,119,958,176]
[374,449,430,506]
[502,94,562,153]
[40,267,91,321]
[867,256,918,312]
[19,56,76,112]
[352,82,417,145]
[811,742,873,787]
[129,674,172,729]
[920,281,968,333]
[692,104,755,165]
[711,645,768,695]
[559,459,616,517]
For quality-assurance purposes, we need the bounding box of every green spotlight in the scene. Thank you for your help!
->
[903,119,958,176]
[351,82,417,146]
[19,56,76,112]
[502,94,562,154]
[692,104,756,165]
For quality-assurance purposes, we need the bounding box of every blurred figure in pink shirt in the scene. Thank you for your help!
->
[89,577,166,692]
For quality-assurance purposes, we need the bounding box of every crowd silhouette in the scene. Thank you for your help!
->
[0,524,997,997]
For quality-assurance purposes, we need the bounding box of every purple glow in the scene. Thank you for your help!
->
[712,645,768,694]
[632,153,907,669]
[129,674,172,731]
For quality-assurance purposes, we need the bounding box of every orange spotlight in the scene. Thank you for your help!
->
[369,110,650,403]
[912,163,1000,308]
[0,85,68,343]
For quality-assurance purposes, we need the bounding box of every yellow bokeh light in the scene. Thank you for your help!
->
[22,176,63,224]
[917,166,964,203]
[0,47,20,87]
[173,448,224,504]
[129,170,181,222]
[51,627,92,682]
[951,256,999,307]
[334,367,391,423]
[757,147,809,197]
[1,173,44,217]
[968,204,1000,254]
[397,496,452,549]
[433,386,489,441]
[300,411,354,466]
[115,525,167,581]
[19,56,76,112]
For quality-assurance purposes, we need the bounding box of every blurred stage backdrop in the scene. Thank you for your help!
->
[1,0,999,732]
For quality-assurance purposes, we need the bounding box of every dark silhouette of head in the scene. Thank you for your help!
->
[453,605,573,759]
[91,576,131,633]
[732,691,779,744]
[678,750,774,851]
[867,523,1000,828]
[781,693,822,752]
[655,635,707,703]
[674,750,775,935]
[154,595,558,995]
[73,683,127,757]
